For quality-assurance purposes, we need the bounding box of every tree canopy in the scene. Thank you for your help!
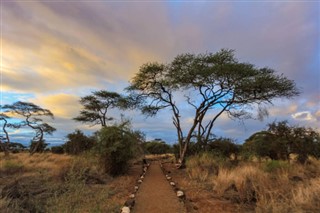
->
[73,90,127,127]
[3,101,56,155]
[127,49,300,165]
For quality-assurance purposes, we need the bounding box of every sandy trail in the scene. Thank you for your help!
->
[133,162,186,213]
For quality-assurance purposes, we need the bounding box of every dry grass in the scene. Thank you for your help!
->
[184,154,320,212]
[0,152,140,213]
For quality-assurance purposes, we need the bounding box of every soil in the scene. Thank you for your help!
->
[133,162,186,213]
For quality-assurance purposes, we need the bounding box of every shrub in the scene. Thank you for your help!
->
[64,130,95,155]
[94,123,143,176]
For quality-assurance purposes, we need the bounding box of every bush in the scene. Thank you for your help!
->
[64,130,95,155]
[51,146,64,154]
[94,123,143,176]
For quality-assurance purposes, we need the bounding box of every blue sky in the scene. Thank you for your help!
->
[1,0,319,146]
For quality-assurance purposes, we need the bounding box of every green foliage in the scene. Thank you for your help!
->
[144,140,172,154]
[94,122,143,176]
[64,130,95,155]
[73,90,129,127]
[127,49,300,165]
[208,137,240,159]
[244,121,320,164]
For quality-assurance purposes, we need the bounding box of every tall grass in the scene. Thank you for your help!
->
[186,154,320,212]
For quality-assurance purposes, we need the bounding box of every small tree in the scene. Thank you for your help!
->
[3,101,56,155]
[127,49,300,166]
[94,122,144,176]
[64,129,95,155]
[74,90,128,127]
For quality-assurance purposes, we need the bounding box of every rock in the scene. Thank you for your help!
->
[138,179,143,183]
[129,194,135,198]
[134,186,139,191]
[121,206,130,213]
[170,182,175,186]
[166,176,172,180]
[177,190,185,198]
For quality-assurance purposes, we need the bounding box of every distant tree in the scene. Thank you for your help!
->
[64,129,95,155]
[127,49,300,166]
[73,90,129,127]
[244,121,320,163]
[208,137,240,159]
[243,131,285,160]
[3,101,56,155]
[144,140,172,154]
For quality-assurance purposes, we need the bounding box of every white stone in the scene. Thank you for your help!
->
[140,175,144,179]
[134,186,139,191]
[170,182,175,186]
[129,194,135,198]
[166,176,172,180]
[177,190,184,197]
[138,179,143,183]
[121,206,130,213]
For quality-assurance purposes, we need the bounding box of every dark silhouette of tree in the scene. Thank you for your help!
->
[3,101,56,155]
[127,49,300,166]
[0,112,11,157]
[64,129,95,155]
[73,90,128,127]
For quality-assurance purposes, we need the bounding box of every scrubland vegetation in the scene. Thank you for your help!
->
[183,153,320,212]
[1,50,319,212]
[0,152,140,212]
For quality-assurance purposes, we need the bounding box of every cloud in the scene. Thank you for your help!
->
[2,1,319,145]
[291,111,314,121]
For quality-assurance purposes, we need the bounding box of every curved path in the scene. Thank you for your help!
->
[133,162,186,213]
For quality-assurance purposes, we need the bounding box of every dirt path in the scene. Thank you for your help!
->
[133,162,186,213]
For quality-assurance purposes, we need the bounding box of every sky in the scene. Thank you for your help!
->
[1,0,319,147]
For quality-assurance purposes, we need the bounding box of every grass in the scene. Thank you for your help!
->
[0,152,138,213]
[184,153,320,212]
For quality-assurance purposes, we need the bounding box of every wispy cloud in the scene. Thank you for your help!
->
[2,1,319,145]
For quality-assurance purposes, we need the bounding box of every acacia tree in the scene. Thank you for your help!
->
[73,90,127,127]
[127,49,300,166]
[3,101,56,155]
[0,112,11,156]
